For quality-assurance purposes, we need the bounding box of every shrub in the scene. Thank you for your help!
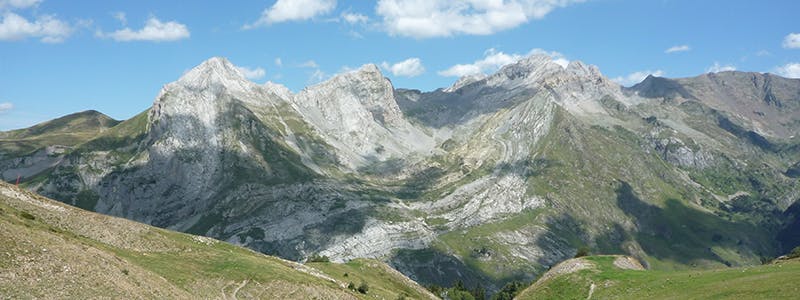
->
[357,281,369,294]
[574,246,591,258]
[347,282,356,291]
[307,254,330,263]
[788,246,800,259]
[20,211,35,220]
[491,281,529,300]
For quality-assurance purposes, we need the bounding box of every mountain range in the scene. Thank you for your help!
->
[1,54,799,293]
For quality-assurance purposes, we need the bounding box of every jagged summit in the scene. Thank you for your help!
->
[176,56,252,91]
[444,74,487,92]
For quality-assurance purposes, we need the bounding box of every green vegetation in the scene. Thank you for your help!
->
[434,209,542,282]
[787,246,800,259]
[517,255,800,299]
[425,280,486,300]
[574,246,591,258]
[0,110,120,157]
[308,258,436,300]
[491,280,528,300]
[0,182,432,299]
[307,254,330,262]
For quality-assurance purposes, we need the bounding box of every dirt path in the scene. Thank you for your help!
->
[586,282,596,299]
[231,279,249,300]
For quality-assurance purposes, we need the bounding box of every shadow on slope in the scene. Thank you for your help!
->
[615,181,778,267]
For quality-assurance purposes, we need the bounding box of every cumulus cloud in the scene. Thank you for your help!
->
[0,102,13,113]
[376,0,585,38]
[342,12,368,24]
[0,0,41,9]
[706,62,736,73]
[665,45,690,54]
[611,70,664,86]
[783,33,800,49]
[438,48,568,77]
[246,0,336,28]
[774,63,800,78]
[236,66,266,80]
[99,16,189,42]
[0,12,72,43]
[380,57,425,77]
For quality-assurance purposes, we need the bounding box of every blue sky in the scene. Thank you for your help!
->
[1,0,799,130]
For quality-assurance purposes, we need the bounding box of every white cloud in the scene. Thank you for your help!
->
[774,63,800,78]
[342,12,368,24]
[275,57,283,67]
[376,0,585,38]
[783,33,800,49]
[101,16,189,42]
[380,57,425,77]
[112,11,126,25]
[756,50,771,57]
[706,62,736,73]
[0,0,41,9]
[236,66,266,80]
[665,45,690,54]
[438,48,568,77]
[0,102,13,113]
[0,12,72,43]
[611,70,664,86]
[299,60,319,68]
[246,0,336,28]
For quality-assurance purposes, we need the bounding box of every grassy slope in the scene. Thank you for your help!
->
[308,259,438,300]
[0,181,435,299]
[517,255,800,300]
[0,110,120,156]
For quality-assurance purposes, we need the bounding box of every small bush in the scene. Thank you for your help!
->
[788,246,800,259]
[347,282,356,291]
[121,269,129,275]
[491,281,529,300]
[19,211,35,220]
[343,272,348,277]
[357,281,369,294]
[307,254,330,263]
[574,246,591,258]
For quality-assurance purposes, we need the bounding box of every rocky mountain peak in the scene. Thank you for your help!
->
[263,81,293,100]
[175,56,250,91]
[566,60,603,79]
[444,73,488,92]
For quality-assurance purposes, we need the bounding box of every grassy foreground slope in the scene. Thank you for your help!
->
[0,181,436,299]
[516,255,800,300]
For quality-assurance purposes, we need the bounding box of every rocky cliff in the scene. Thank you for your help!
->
[2,55,798,292]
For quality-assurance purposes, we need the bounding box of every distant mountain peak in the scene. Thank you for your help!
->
[176,56,250,90]
[444,73,487,92]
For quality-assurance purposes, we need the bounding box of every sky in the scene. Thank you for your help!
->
[1,0,799,130]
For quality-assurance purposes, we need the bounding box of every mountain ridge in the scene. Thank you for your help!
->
[2,54,799,294]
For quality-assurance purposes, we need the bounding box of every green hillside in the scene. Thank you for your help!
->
[0,181,436,299]
[0,110,119,157]
[516,255,800,299]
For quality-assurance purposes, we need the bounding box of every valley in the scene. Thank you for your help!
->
[2,55,799,297]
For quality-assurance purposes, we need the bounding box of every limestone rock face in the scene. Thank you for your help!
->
[290,64,435,169]
[3,55,798,292]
